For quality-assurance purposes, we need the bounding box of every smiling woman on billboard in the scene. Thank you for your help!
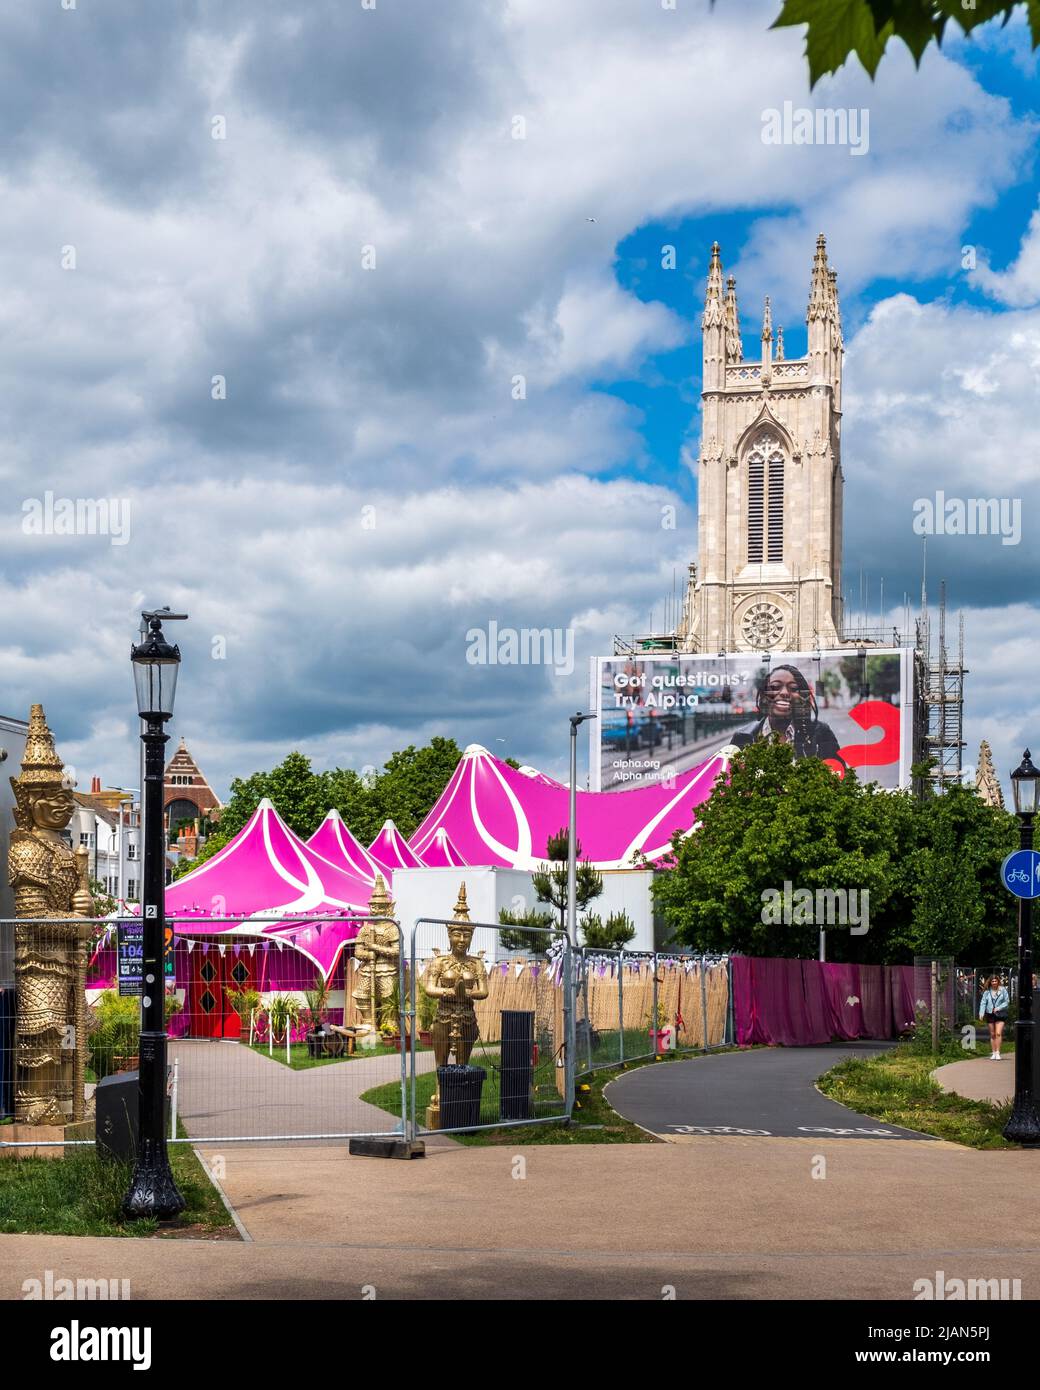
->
[731,664,848,771]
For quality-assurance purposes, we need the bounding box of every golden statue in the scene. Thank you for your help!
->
[8,705,93,1126]
[421,883,488,1128]
[352,874,400,1030]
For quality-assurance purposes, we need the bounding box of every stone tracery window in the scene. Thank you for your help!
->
[746,433,784,564]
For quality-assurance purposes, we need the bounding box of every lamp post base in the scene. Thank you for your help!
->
[122,1138,186,1221]
[1002,1099,1040,1147]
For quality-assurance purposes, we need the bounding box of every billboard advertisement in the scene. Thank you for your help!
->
[592,649,913,792]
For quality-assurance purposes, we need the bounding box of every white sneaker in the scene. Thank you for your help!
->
[990,1051,997,1059]
[993,1054,1002,1061]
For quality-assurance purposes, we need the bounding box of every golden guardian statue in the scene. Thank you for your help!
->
[421,882,488,1127]
[352,874,400,1031]
[8,705,93,1126]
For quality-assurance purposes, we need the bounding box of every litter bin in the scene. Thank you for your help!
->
[437,1064,486,1130]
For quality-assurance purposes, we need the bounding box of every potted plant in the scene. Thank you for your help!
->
[228,987,262,1039]
[416,977,436,1047]
[304,974,330,1033]
[268,993,301,1045]
[87,990,141,1079]
[378,979,409,1051]
[644,1001,670,1054]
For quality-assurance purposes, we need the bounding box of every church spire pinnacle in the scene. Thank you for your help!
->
[724,274,742,363]
[761,295,772,343]
[775,325,785,360]
[808,232,830,321]
[702,241,725,329]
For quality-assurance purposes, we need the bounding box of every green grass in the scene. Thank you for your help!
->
[0,1122,237,1238]
[247,1039,428,1070]
[817,1034,1015,1149]
[360,1047,738,1146]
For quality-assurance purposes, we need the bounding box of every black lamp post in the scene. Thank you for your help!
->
[1003,749,1040,1146]
[122,612,188,1219]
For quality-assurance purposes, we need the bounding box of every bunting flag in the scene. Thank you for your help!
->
[185,941,196,955]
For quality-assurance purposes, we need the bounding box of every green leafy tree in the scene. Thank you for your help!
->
[651,739,1017,964]
[532,829,604,932]
[767,1,1038,88]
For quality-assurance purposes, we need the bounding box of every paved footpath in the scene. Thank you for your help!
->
[606,1042,931,1140]
[170,1038,438,1140]
[933,1055,1014,1104]
[4,1047,1040,1300]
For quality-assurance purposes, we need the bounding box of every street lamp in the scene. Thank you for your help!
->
[1003,749,1040,1146]
[567,712,597,949]
[122,612,188,1219]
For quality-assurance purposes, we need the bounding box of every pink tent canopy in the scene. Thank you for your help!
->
[165,798,372,978]
[409,743,726,870]
[418,826,468,868]
[307,809,382,885]
[369,819,425,871]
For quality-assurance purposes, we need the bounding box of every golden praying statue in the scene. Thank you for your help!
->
[352,874,400,1030]
[421,882,488,1128]
[8,705,93,1126]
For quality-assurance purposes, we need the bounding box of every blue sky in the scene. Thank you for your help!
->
[0,0,1038,801]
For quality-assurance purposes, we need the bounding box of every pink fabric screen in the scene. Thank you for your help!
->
[733,956,921,1047]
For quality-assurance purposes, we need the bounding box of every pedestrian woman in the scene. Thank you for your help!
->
[979,975,1010,1060]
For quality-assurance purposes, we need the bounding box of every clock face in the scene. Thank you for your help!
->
[741,600,785,648]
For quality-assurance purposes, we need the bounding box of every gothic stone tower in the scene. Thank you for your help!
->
[683,234,847,652]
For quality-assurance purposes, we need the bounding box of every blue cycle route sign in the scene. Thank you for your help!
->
[1001,849,1040,900]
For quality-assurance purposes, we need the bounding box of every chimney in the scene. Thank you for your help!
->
[91,775,101,794]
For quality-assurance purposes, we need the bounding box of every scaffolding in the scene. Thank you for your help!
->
[917,581,967,793]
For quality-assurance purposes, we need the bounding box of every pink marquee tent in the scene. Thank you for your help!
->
[369,819,425,871]
[409,744,726,871]
[165,798,371,978]
[307,809,382,884]
[419,826,468,868]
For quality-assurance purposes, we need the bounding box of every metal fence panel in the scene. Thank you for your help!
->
[407,916,571,1137]
[0,915,412,1148]
[575,948,731,1074]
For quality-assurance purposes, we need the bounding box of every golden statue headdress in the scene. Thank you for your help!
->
[11,704,73,827]
[452,882,470,923]
[368,872,396,921]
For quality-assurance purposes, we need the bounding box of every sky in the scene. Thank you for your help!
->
[0,0,1038,800]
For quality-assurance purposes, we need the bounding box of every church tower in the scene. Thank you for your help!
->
[681,235,847,652]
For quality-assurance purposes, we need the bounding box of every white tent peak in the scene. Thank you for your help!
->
[256,797,276,811]
[462,743,490,758]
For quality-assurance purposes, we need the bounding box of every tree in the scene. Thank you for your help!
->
[580,911,637,951]
[651,739,1018,964]
[173,738,465,877]
[768,1,1037,88]
[531,829,604,933]
[498,904,556,954]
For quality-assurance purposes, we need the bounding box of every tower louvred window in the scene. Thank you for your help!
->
[746,434,784,564]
